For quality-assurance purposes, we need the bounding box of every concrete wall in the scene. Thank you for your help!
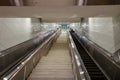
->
[0,18,43,51]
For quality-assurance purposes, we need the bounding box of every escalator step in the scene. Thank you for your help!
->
[83,59,93,60]
[91,75,107,80]
[86,67,98,69]
[87,69,101,72]
[85,63,95,65]
[84,62,95,64]
[84,58,90,60]
[89,74,104,77]
[83,59,93,61]
[85,66,98,68]
[89,72,103,75]
[71,32,107,80]
[83,61,93,62]
[85,66,99,68]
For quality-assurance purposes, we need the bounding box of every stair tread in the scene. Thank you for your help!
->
[28,32,73,80]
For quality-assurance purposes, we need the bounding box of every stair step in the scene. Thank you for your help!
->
[28,32,73,80]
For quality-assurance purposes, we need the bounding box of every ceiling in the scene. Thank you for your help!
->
[23,0,77,6]
[0,0,119,6]
[0,0,120,22]
[0,5,120,22]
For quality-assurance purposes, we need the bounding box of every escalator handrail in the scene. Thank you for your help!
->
[0,30,55,56]
[0,30,56,77]
[74,30,120,67]
[68,31,91,80]
[73,31,110,80]
[2,30,59,80]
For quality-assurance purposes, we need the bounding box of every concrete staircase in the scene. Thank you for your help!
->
[28,32,73,80]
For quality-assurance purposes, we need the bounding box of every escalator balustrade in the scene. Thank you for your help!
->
[70,31,107,80]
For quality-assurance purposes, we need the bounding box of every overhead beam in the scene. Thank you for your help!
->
[0,5,119,18]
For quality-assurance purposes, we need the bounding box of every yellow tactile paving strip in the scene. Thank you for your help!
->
[28,32,73,80]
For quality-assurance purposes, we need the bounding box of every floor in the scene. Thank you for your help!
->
[28,32,73,80]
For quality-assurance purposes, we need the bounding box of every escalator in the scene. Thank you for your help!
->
[1,30,108,80]
[70,31,107,80]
